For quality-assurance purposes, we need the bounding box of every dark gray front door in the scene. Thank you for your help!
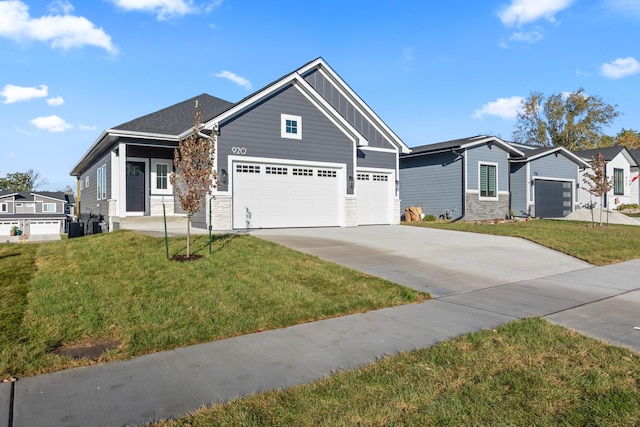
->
[126,161,145,212]
[535,180,572,218]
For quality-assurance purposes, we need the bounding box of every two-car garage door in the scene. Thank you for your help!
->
[232,162,342,229]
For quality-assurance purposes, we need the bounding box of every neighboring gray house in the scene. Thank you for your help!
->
[509,145,590,218]
[70,58,410,231]
[0,191,67,236]
[399,135,523,220]
[574,146,638,209]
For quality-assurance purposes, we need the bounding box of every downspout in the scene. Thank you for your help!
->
[452,148,465,221]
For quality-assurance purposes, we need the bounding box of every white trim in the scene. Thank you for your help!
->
[531,177,576,214]
[356,146,397,154]
[150,159,174,195]
[478,161,499,200]
[280,114,302,140]
[460,136,525,157]
[0,203,8,213]
[42,203,57,213]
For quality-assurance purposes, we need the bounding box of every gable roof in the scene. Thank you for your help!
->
[0,191,66,202]
[574,146,638,166]
[72,58,409,176]
[627,149,640,166]
[403,135,524,158]
[510,146,591,168]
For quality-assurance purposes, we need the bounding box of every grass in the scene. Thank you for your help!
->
[0,231,426,378]
[155,318,640,426]
[405,219,640,265]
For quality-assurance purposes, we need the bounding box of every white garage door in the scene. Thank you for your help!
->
[233,162,342,229]
[0,221,19,236]
[357,171,392,225]
[29,220,61,235]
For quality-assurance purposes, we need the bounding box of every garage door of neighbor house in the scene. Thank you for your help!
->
[357,171,392,225]
[232,162,342,229]
[0,220,19,236]
[29,220,61,235]
[535,180,572,218]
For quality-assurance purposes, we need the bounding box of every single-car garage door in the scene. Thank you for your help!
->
[357,171,392,225]
[29,220,61,235]
[233,162,342,229]
[535,180,572,218]
[0,221,19,236]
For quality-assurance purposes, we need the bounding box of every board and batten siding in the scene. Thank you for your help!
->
[303,69,394,150]
[465,144,510,192]
[399,152,463,218]
[357,149,396,169]
[509,162,528,216]
[217,84,354,193]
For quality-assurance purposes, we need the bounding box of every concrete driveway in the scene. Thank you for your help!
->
[252,225,591,297]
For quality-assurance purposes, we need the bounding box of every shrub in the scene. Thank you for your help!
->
[423,215,437,222]
[616,203,639,211]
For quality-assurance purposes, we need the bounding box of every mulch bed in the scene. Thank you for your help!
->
[171,254,204,262]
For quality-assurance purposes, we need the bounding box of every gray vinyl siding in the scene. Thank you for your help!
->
[466,144,510,192]
[217,84,354,194]
[357,149,396,169]
[529,154,577,181]
[399,152,463,219]
[304,69,394,150]
[510,162,528,216]
[33,196,64,214]
[78,151,111,223]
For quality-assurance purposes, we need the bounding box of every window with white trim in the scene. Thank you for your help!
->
[101,164,107,199]
[85,176,89,188]
[43,203,56,213]
[281,114,302,140]
[613,168,624,195]
[151,160,173,195]
[479,163,497,198]
[0,203,7,213]
[97,167,102,200]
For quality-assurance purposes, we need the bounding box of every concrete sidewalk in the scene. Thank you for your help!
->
[2,227,639,427]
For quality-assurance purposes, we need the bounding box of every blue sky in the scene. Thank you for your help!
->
[1,0,639,191]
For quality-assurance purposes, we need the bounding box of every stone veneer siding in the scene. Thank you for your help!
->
[464,193,510,221]
[345,197,358,227]
[211,196,232,231]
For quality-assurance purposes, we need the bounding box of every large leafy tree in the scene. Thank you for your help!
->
[170,107,216,258]
[513,89,620,150]
[0,169,47,192]
[614,128,640,150]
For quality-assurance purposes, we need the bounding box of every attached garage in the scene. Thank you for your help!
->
[357,171,393,225]
[232,161,343,229]
[29,220,62,235]
[0,220,19,236]
[535,180,573,218]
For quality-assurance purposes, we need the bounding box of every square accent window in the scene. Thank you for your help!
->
[281,114,302,140]
[480,163,497,198]
[613,168,624,195]
[43,203,56,213]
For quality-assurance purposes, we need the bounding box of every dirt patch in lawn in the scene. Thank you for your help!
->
[53,337,122,361]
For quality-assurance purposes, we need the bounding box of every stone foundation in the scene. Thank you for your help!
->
[465,193,510,220]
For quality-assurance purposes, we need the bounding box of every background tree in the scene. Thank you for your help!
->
[513,88,620,150]
[170,107,216,258]
[614,128,640,150]
[0,169,48,191]
[582,152,613,227]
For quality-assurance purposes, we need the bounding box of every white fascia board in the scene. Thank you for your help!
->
[298,59,411,154]
[203,73,362,146]
[460,136,525,157]
[31,193,65,202]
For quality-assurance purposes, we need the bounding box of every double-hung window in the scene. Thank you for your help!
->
[156,164,168,190]
[613,168,624,195]
[479,163,497,198]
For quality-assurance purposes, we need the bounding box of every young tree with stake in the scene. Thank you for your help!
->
[582,152,613,227]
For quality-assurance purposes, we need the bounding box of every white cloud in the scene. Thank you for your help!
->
[0,84,48,104]
[604,0,640,13]
[49,0,75,15]
[111,0,196,20]
[498,0,573,26]
[30,115,73,132]
[601,57,640,79]
[47,96,64,106]
[509,28,544,43]
[213,70,253,90]
[0,1,117,53]
[473,96,524,120]
[79,123,97,131]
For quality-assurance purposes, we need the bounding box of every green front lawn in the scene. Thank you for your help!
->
[406,219,640,265]
[0,231,426,378]
[156,318,640,426]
